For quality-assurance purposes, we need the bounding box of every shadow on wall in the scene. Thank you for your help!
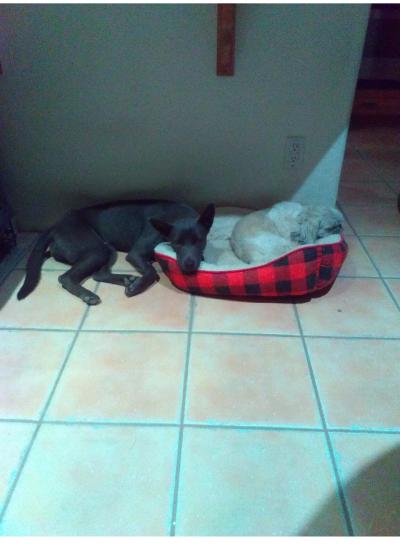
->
[301,444,400,536]
[17,180,198,230]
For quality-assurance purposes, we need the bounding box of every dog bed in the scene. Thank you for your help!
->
[154,207,348,298]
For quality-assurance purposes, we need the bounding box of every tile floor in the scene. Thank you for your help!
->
[0,121,400,536]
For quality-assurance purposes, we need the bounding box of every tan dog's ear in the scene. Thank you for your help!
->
[317,208,344,237]
[292,210,318,244]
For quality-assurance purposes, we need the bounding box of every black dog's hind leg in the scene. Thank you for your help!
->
[124,248,160,297]
[58,250,110,305]
[93,265,136,287]
[91,248,136,287]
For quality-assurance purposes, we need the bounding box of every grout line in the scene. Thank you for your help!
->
[1,416,400,436]
[329,427,400,436]
[293,304,354,536]
[0,326,77,333]
[0,283,98,524]
[184,423,324,433]
[338,274,400,280]
[338,204,400,313]
[0,418,38,425]
[338,275,380,279]
[352,147,369,163]
[0,326,185,334]
[40,419,180,428]
[169,295,195,537]
[193,330,299,338]
[305,334,400,341]
[1,326,400,341]
[193,332,400,341]
[348,234,400,239]
[80,327,186,334]
[345,232,400,239]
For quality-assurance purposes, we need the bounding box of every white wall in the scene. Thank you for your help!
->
[0,4,369,230]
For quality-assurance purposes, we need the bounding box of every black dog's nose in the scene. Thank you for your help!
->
[182,259,197,274]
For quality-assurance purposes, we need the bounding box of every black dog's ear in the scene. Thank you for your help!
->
[150,218,173,237]
[198,203,215,233]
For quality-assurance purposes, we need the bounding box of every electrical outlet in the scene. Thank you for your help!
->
[285,136,305,170]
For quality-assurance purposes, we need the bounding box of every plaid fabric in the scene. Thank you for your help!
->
[155,236,348,298]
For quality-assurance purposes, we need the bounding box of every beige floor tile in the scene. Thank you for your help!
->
[363,149,400,182]
[346,126,400,152]
[338,180,396,206]
[307,338,400,429]
[112,252,161,273]
[0,424,178,535]
[0,271,94,329]
[341,217,355,236]
[112,252,133,272]
[339,156,380,184]
[0,331,74,420]
[84,275,190,331]
[193,295,299,335]
[387,178,400,194]
[386,279,400,307]
[297,278,400,337]
[332,432,400,535]
[186,334,319,427]
[0,423,35,510]
[362,237,400,278]
[18,255,66,271]
[341,204,400,237]
[339,236,377,277]
[176,429,346,535]
[46,332,186,422]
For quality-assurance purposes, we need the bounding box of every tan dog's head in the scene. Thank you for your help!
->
[291,206,343,244]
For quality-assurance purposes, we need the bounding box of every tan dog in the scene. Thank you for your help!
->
[230,201,343,264]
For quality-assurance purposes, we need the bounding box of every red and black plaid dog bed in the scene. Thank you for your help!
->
[155,235,348,299]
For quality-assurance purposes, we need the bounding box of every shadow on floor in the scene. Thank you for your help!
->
[301,444,400,536]
[0,269,24,311]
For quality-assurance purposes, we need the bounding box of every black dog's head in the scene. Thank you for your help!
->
[150,204,215,274]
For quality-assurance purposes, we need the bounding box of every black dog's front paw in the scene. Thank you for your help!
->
[125,273,160,297]
[123,275,138,287]
[82,294,101,306]
[125,277,146,297]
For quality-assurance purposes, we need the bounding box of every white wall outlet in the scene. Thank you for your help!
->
[285,136,306,170]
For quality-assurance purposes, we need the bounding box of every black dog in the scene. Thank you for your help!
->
[17,200,215,305]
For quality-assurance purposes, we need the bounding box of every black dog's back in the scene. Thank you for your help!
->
[79,199,197,252]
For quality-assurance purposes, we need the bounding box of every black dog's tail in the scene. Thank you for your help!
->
[17,228,53,300]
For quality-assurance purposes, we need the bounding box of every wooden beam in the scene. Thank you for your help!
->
[216,4,236,76]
